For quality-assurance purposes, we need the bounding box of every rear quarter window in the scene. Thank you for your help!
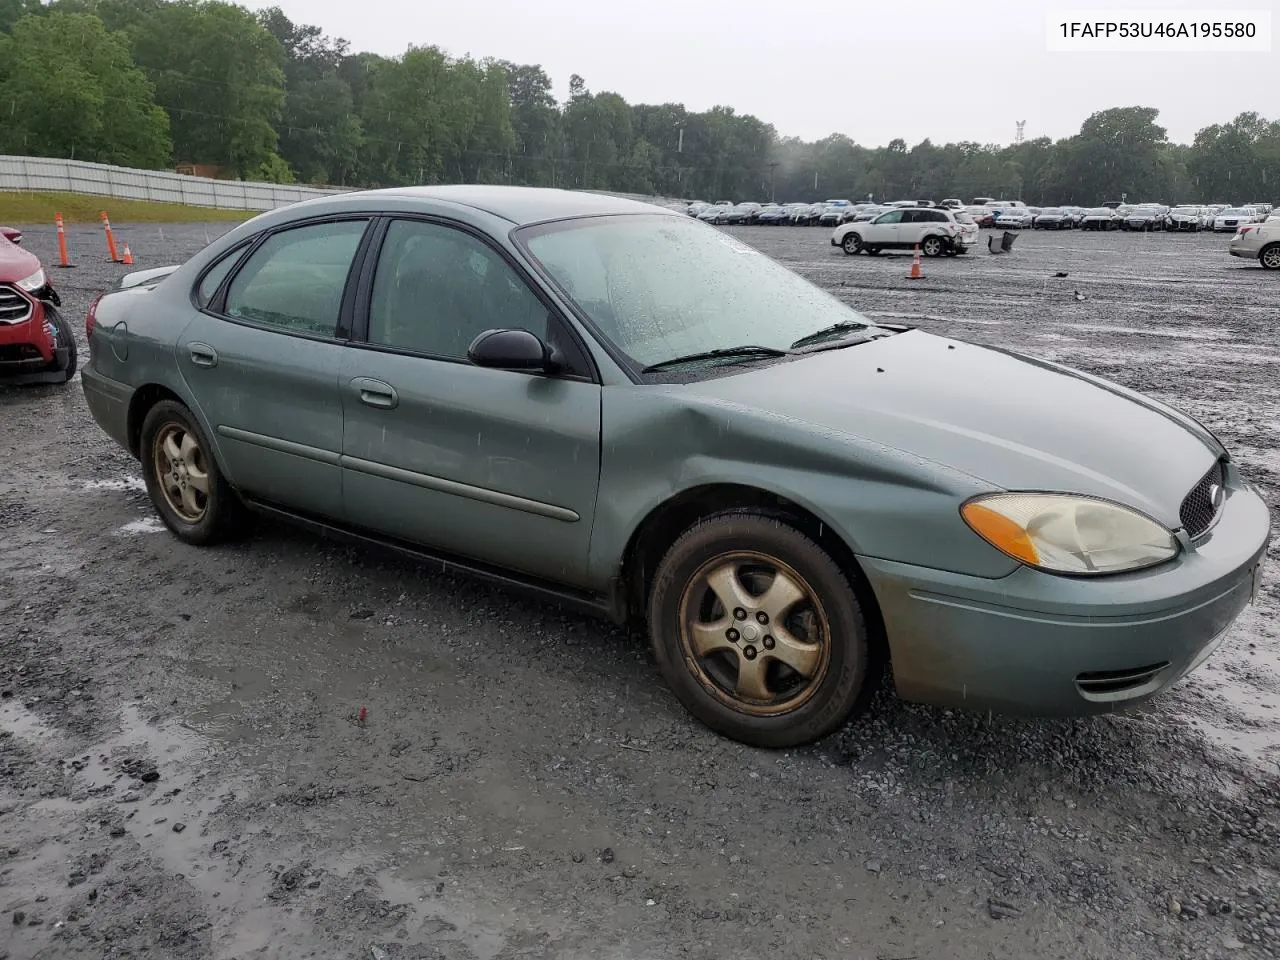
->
[195,244,249,308]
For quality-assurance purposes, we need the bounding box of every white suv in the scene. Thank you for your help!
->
[831,207,978,257]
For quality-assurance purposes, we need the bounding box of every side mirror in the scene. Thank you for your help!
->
[467,328,559,372]
[0,227,22,245]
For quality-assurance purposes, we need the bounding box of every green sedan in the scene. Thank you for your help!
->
[81,187,1272,748]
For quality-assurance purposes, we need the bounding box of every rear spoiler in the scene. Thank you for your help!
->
[113,265,180,291]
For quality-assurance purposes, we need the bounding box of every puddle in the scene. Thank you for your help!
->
[0,699,281,955]
[116,516,165,536]
[1062,323,1228,340]
[81,477,146,492]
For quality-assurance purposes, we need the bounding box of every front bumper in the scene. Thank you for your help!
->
[0,297,56,373]
[860,473,1272,715]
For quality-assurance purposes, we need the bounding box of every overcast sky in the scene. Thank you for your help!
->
[241,0,1278,146]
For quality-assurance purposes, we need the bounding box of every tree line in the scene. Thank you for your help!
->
[1,0,1277,205]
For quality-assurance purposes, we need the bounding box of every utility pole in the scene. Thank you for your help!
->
[677,124,685,153]
[768,161,779,202]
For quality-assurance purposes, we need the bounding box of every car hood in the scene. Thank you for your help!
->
[0,237,41,284]
[683,330,1218,526]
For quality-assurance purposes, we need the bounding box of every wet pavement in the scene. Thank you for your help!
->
[1,220,1277,960]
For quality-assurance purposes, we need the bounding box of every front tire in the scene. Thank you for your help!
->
[841,233,862,256]
[647,512,870,749]
[46,306,77,383]
[140,400,246,545]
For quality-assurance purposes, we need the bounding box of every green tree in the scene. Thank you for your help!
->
[258,6,362,185]
[0,11,171,166]
[125,0,286,177]
[1059,106,1168,202]
[0,0,42,33]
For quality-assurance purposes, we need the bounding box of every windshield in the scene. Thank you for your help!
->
[1223,208,1251,215]
[519,214,880,371]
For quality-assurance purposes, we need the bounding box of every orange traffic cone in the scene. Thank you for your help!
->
[121,243,134,265]
[54,213,75,268]
[100,211,120,262]
[906,244,924,280]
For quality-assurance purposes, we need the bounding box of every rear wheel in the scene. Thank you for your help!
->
[1261,243,1280,270]
[647,512,871,749]
[841,233,862,255]
[921,235,945,257]
[140,400,246,545]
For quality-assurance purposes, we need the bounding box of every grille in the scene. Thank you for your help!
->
[1180,461,1226,539]
[0,343,44,363]
[0,284,32,324]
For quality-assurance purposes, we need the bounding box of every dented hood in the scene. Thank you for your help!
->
[685,329,1219,527]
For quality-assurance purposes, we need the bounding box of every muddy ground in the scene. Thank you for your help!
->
[1,219,1277,960]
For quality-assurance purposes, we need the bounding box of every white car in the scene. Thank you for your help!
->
[994,208,1032,229]
[1228,216,1280,269]
[831,207,978,257]
[1214,207,1260,233]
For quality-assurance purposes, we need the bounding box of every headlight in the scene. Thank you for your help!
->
[961,493,1178,575]
[16,268,45,292]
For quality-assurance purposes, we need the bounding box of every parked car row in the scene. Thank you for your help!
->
[686,198,1277,236]
[955,201,1276,233]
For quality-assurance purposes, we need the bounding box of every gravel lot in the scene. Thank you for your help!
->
[1,219,1277,960]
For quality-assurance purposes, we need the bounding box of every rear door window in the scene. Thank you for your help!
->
[223,219,369,337]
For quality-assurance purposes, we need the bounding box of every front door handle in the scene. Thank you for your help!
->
[351,377,398,409]
[189,343,218,368]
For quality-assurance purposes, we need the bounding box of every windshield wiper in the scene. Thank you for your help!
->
[789,320,882,350]
[641,345,790,373]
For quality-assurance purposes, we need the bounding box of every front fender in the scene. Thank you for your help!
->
[587,388,1019,591]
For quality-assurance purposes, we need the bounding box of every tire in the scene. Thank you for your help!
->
[921,236,945,257]
[841,233,862,256]
[1261,244,1280,270]
[863,246,881,256]
[647,511,871,749]
[46,306,77,383]
[139,399,246,545]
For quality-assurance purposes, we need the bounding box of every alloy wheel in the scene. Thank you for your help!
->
[678,552,831,716]
[152,422,210,523]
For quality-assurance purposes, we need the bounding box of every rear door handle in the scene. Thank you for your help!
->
[351,377,398,409]
[189,343,218,368]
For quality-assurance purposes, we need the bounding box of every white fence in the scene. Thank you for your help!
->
[0,155,350,211]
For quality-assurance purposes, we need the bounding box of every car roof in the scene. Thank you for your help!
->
[285,185,673,227]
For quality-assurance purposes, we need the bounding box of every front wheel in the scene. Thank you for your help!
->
[841,233,862,255]
[46,306,77,383]
[140,400,246,545]
[647,512,871,749]
[1261,243,1280,270]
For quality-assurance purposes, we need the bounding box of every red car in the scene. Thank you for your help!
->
[0,225,76,384]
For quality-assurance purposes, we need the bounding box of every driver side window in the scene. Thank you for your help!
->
[874,210,904,225]
[368,220,547,360]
